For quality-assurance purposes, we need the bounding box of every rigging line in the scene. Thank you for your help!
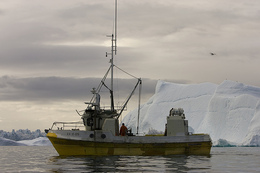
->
[116,79,142,119]
[118,93,130,110]
[101,81,111,92]
[115,59,120,109]
[114,65,139,79]
[88,66,111,105]
[97,66,111,92]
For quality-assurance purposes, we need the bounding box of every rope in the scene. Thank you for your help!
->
[114,65,139,79]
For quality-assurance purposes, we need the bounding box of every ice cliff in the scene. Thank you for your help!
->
[123,80,260,146]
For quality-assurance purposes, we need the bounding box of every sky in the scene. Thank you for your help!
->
[0,0,260,131]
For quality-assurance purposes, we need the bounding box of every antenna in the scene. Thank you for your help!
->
[115,0,117,55]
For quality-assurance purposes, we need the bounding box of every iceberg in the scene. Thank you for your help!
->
[0,129,52,146]
[213,139,237,147]
[123,80,260,146]
[0,129,46,141]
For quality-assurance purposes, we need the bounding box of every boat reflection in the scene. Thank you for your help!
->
[48,154,211,172]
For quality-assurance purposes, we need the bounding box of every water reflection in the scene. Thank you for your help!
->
[1,147,259,172]
[47,154,212,172]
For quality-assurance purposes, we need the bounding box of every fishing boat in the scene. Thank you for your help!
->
[45,0,212,156]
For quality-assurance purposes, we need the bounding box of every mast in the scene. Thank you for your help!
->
[109,0,117,112]
[110,33,115,112]
[115,0,117,55]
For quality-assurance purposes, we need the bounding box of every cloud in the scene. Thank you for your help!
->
[0,44,110,77]
[0,9,4,15]
[0,76,158,103]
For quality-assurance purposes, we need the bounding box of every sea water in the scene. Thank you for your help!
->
[0,146,259,172]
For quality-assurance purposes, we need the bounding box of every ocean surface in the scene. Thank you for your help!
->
[0,146,259,172]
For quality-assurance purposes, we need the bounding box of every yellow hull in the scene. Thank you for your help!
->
[47,136,212,156]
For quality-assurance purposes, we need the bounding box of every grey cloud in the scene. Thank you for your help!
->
[59,3,112,22]
[0,44,109,76]
[0,9,4,15]
[0,76,157,103]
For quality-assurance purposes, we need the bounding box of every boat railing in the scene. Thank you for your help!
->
[100,105,127,111]
[50,121,85,131]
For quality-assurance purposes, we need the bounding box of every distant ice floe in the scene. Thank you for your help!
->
[123,80,260,146]
[18,137,52,146]
[0,137,52,146]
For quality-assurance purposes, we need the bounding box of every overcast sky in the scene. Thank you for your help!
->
[0,0,260,131]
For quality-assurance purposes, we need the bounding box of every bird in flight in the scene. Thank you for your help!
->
[210,52,216,55]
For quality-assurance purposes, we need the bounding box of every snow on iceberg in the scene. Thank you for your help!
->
[124,80,217,134]
[198,80,260,145]
[123,80,260,146]
[241,100,260,146]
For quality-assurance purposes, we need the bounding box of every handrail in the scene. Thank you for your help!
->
[50,121,85,130]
